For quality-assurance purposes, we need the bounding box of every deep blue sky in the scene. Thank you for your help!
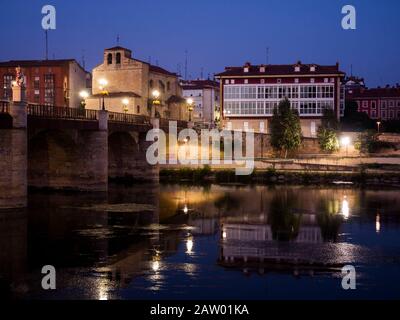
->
[0,0,399,87]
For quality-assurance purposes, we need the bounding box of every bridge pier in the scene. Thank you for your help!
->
[0,89,27,209]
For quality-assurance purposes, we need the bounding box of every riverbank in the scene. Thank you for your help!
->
[159,166,400,187]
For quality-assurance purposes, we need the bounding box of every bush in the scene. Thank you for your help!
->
[317,128,339,152]
[355,130,397,153]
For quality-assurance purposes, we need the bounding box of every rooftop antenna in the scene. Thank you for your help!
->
[116,34,120,46]
[266,46,269,65]
[350,64,353,77]
[200,67,204,79]
[177,63,182,76]
[45,30,49,60]
[184,49,188,80]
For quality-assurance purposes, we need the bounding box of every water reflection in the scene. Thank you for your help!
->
[0,184,400,299]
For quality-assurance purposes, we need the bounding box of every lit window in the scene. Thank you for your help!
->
[230,79,235,84]
[295,66,300,72]
[244,79,248,84]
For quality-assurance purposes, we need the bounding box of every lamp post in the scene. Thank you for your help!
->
[98,78,108,111]
[122,98,129,120]
[376,121,381,133]
[151,89,160,118]
[79,90,89,109]
[186,98,194,122]
[341,136,351,156]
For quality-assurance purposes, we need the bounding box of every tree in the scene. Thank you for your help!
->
[317,108,340,152]
[270,98,302,158]
[341,100,374,131]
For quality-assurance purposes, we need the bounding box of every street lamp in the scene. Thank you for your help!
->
[79,90,89,109]
[341,136,351,156]
[98,78,108,110]
[151,89,161,118]
[376,121,381,133]
[122,98,129,114]
[186,98,194,122]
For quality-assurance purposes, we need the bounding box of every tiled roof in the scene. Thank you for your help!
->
[149,65,177,77]
[348,87,400,99]
[181,79,220,90]
[215,63,344,77]
[105,46,131,51]
[0,59,78,67]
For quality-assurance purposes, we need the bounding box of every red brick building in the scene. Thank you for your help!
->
[0,59,88,108]
[347,86,400,120]
[215,62,345,137]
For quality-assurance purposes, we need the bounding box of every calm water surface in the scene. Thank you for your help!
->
[1,183,400,300]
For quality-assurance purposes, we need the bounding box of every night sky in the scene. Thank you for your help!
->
[0,0,399,87]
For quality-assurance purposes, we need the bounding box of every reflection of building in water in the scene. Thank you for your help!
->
[188,213,218,236]
[0,211,27,297]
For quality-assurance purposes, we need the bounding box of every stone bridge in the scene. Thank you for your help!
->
[0,90,188,209]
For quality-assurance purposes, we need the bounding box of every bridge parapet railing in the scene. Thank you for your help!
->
[108,112,151,125]
[0,100,10,114]
[27,104,98,120]
[159,118,188,128]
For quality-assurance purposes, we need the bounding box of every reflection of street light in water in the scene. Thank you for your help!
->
[376,213,381,233]
[341,196,350,219]
[186,237,194,254]
[152,260,160,272]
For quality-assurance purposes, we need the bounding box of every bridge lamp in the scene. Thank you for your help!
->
[186,98,194,122]
[122,98,129,114]
[151,90,161,117]
[79,90,89,109]
[98,79,108,111]
[376,121,381,133]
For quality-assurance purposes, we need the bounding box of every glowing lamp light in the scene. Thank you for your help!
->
[186,98,194,105]
[79,90,89,99]
[99,78,108,87]
[341,136,351,147]
[152,89,160,99]
[222,231,227,239]
[183,205,188,214]
[376,213,381,233]
[122,98,129,106]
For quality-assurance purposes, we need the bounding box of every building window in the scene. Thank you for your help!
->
[116,52,121,64]
[167,81,170,91]
[294,78,299,83]
[260,79,265,84]
[277,79,281,84]
[362,101,368,108]
[33,76,40,103]
[324,78,328,83]
[244,67,249,73]
[294,66,300,72]
[225,79,229,84]
[107,53,112,65]
[137,105,140,114]
[244,79,248,84]
[3,74,14,100]
[159,80,166,93]
[310,66,316,72]
[330,78,335,83]
[371,110,377,118]
[310,78,315,83]
[371,101,376,109]
[149,80,153,88]
[381,110,387,119]
[230,79,235,84]
[44,74,55,106]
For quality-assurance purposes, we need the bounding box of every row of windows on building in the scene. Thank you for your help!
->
[369,109,400,120]
[360,100,400,109]
[224,85,335,100]
[224,100,334,116]
[224,77,336,85]
[2,74,55,104]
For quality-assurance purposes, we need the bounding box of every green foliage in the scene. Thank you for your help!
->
[270,98,302,158]
[355,130,396,153]
[317,108,340,153]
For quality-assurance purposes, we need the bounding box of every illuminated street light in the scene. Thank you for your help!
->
[98,78,108,110]
[122,98,129,114]
[341,136,351,156]
[186,98,194,122]
[79,90,89,109]
[376,121,381,133]
[151,90,161,117]
[183,204,188,214]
